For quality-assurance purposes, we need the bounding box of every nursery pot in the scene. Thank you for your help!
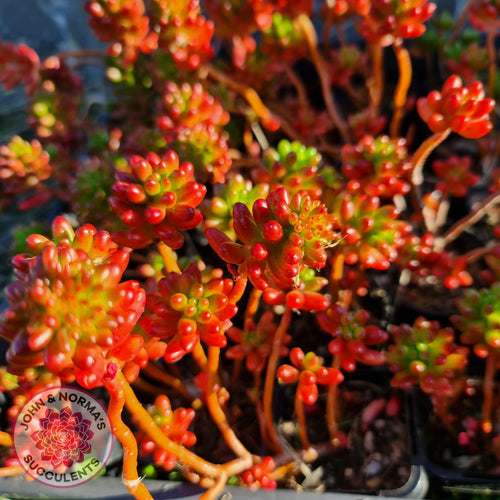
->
[408,382,500,499]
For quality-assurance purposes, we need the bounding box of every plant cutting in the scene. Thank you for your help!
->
[1,1,500,499]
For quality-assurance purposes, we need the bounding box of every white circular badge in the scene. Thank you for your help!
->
[14,386,113,487]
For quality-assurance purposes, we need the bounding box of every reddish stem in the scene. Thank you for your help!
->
[390,39,412,138]
[481,350,497,434]
[326,354,342,445]
[296,14,350,143]
[367,45,384,115]
[143,362,193,401]
[0,430,12,447]
[104,376,154,500]
[206,345,251,458]
[263,306,293,452]
[0,465,24,477]
[295,393,312,450]
[410,129,451,229]
[206,65,280,131]
[439,191,500,250]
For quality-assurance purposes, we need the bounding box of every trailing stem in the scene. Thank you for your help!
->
[120,368,254,489]
[410,129,451,230]
[104,375,154,500]
[206,345,252,459]
[206,65,281,132]
[481,350,498,434]
[263,306,293,452]
[367,45,384,115]
[295,392,312,450]
[390,39,412,138]
[296,14,350,143]
[439,191,500,250]
[0,430,12,447]
[142,362,193,401]
[0,465,24,477]
[326,354,342,445]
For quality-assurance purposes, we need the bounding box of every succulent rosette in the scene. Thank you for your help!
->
[416,75,495,139]
[201,173,270,240]
[317,303,388,372]
[239,456,277,490]
[329,194,412,270]
[0,217,146,389]
[135,394,196,471]
[150,0,214,71]
[431,155,480,197]
[341,135,411,198]
[28,57,84,142]
[387,317,468,395]
[0,136,52,205]
[110,151,206,249]
[85,0,158,66]
[261,13,308,63]
[0,39,40,95]
[451,283,500,355]
[206,186,339,309]
[396,233,473,289]
[277,348,344,405]
[468,0,500,34]
[357,0,436,46]
[141,263,238,362]
[347,109,387,142]
[226,310,290,374]
[157,81,231,183]
[251,140,332,199]
[446,42,488,83]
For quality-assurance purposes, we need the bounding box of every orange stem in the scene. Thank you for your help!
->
[0,430,12,447]
[119,370,253,496]
[0,465,24,477]
[206,65,280,130]
[326,354,342,446]
[411,130,451,185]
[119,370,220,477]
[157,241,180,273]
[440,191,500,250]
[263,306,293,452]
[482,350,497,434]
[368,45,384,115]
[206,346,251,458]
[410,129,451,230]
[329,252,345,302]
[295,393,311,450]
[245,288,263,322]
[191,341,208,372]
[390,39,412,138]
[143,362,193,401]
[104,376,154,500]
[296,14,350,143]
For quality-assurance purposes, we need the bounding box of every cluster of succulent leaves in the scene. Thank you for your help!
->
[2,0,500,497]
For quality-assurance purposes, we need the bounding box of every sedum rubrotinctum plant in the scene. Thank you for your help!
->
[1,0,500,498]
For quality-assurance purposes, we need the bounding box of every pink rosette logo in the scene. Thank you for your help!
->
[14,387,113,487]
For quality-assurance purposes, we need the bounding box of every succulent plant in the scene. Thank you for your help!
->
[417,75,495,138]
[110,151,206,249]
[140,262,238,362]
[0,217,146,389]
[387,317,468,395]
